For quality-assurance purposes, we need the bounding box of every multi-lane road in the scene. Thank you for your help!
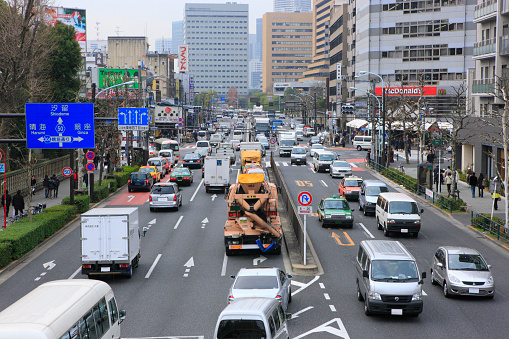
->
[0,125,508,338]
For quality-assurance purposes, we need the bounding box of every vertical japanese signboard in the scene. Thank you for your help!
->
[178,45,188,73]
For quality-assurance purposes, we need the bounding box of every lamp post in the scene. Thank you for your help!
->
[290,94,305,123]
[350,87,382,161]
[94,81,135,99]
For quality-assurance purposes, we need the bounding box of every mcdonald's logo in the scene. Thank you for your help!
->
[438,89,446,95]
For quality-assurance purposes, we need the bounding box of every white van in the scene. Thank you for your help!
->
[214,298,290,339]
[375,192,424,237]
[356,240,426,317]
[312,150,336,173]
[353,135,372,151]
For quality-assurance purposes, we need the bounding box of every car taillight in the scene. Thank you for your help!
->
[228,211,241,217]
[177,155,180,158]
[149,196,152,201]
[171,177,176,180]
[146,180,149,185]
[266,211,277,216]
[184,177,190,180]
[276,295,282,303]
[82,264,91,268]
[173,195,177,201]
[119,264,129,268]
[128,180,130,184]
[228,296,234,304]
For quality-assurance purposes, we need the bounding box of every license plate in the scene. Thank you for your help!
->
[159,197,168,201]
[101,267,110,272]
[178,178,182,181]
[391,309,403,315]
[401,229,408,233]
[469,288,480,294]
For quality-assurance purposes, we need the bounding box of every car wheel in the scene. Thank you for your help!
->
[359,203,363,211]
[412,232,419,238]
[364,299,372,316]
[487,294,495,299]
[377,218,382,230]
[175,204,179,211]
[357,145,362,151]
[150,207,154,212]
[128,188,132,192]
[431,269,438,285]
[443,281,450,298]
[383,224,390,237]
[357,281,364,301]
[225,247,234,256]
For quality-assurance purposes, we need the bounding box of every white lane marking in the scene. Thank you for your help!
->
[294,318,351,339]
[349,162,358,167]
[34,277,41,281]
[183,273,189,277]
[283,162,288,166]
[324,293,331,300]
[359,222,375,239]
[319,283,325,289]
[423,290,427,296]
[185,268,190,273]
[291,275,320,296]
[291,306,314,319]
[69,267,81,279]
[190,178,204,201]
[291,280,307,288]
[40,272,47,276]
[174,215,184,229]
[148,218,156,225]
[320,180,328,187]
[275,161,280,166]
[310,166,316,173]
[329,305,337,312]
[236,169,240,183]
[221,253,228,276]
[145,254,162,279]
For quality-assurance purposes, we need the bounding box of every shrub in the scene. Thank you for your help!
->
[0,243,12,268]
[62,195,90,213]
[91,181,110,202]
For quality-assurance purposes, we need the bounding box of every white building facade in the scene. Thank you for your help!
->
[274,0,312,12]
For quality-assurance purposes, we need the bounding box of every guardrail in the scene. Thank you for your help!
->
[6,155,70,197]
[471,211,509,242]
[271,151,304,252]
[368,159,418,192]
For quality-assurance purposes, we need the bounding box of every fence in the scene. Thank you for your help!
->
[471,211,509,242]
[368,159,418,192]
[6,155,70,197]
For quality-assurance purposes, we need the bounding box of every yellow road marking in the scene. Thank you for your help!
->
[331,231,355,246]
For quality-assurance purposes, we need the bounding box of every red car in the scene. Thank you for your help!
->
[338,177,363,200]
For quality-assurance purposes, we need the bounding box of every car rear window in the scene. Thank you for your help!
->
[151,186,175,194]
[139,168,152,173]
[234,276,279,289]
[130,174,147,180]
[197,141,209,147]
[148,160,161,166]
[217,320,266,339]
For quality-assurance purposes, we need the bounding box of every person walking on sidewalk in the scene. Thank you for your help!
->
[1,190,11,217]
[492,191,500,210]
[51,174,60,198]
[43,175,50,198]
[12,190,24,216]
[478,173,485,198]
[445,172,453,197]
[469,172,478,198]
[48,176,56,199]
[31,175,36,196]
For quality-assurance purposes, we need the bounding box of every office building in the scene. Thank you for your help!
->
[302,0,332,80]
[184,3,249,96]
[256,18,263,61]
[172,20,184,53]
[262,12,314,94]
[155,38,172,54]
[249,59,263,90]
[274,0,312,12]
[107,36,149,69]
[249,34,257,60]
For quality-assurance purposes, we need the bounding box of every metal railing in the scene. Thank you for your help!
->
[471,211,509,242]
[474,0,498,21]
[501,35,509,55]
[368,159,418,192]
[473,38,497,56]
[472,78,495,94]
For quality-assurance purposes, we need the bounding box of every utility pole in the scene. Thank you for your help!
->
[314,92,317,132]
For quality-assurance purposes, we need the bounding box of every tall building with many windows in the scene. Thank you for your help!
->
[155,38,172,54]
[256,18,264,61]
[274,0,312,12]
[172,20,184,54]
[262,12,314,94]
[184,3,249,96]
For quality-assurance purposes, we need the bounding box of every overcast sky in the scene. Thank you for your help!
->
[56,0,274,47]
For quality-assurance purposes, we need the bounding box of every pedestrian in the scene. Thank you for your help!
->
[469,172,478,198]
[334,134,340,146]
[445,173,453,197]
[31,175,36,196]
[478,173,485,198]
[43,175,50,198]
[493,191,500,210]
[12,190,24,216]
[1,190,12,217]
[51,174,60,198]
[341,136,346,148]
[48,176,56,198]
[466,167,473,181]
[444,166,452,177]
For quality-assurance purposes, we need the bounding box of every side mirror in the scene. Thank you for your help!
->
[437,262,443,268]
[420,209,424,214]
[421,271,426,279]
[142,227,148,237]
[230,275,236,279]
[119,309,126,323]
[488,264,492,269]
[363,270,369,278]
[286,313,293,320]
[287,274,293,279]
[351,208,355,211]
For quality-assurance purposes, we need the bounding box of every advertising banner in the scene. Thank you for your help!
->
[178,45,188,73]
[375,87,437,96]
[336,63,342,98]
[154,105,181,123]
[98,68,139,89]
[44,7,86,55]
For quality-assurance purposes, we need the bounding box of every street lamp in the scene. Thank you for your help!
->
[95,81,136,98]
[289,94,305,122]
[350,86,383,160]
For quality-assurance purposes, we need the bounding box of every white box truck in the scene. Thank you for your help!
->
[204,156,231,193]
[81,208,141,278]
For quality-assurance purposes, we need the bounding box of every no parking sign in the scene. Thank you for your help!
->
[86,162,95,173]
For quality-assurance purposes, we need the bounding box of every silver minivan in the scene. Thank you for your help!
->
[312,150,336,173]
[359,180,389,216]
[214,298,290,339]
[376,192,423,237]
[356,240,426,317]
[353,136,372,151]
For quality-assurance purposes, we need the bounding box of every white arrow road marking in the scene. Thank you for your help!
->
[221,253,228,276]
[69,267,81,279]
[358,223,375,238]
[291,276,320,296]
[290,306,314,319]
[320,180,328,187]
[329,305,337,312]
[190,179,204,202]
[43,260,56,270]
[293,318,350,339]
[349,162,358,167]
[201,217,209,229]
[148,218,156,225]
[174,215,184,229]
[211,194,217,201]
[423,290,427,296]
[253,255,267,266]
[145,254,162,279]
[127,195,135,202]
[183,257,194,277]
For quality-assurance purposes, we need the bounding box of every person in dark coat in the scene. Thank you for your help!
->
[31,175,36,196]
[48,176,56,199]
[1,190,11,217]
[12,190,24,216]
[478,173,485,198]
[51,174,60,198]
[469,172,478,198]
[43,175,50,198]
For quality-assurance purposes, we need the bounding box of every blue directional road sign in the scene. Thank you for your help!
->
[118,108,149,131]
[26,103,95,149]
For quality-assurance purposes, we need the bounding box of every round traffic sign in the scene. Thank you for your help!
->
[298,191,312,206]
[86,162,95,172]
[86,151,95,160]
[270,138,276,145]
[62,167,73,177]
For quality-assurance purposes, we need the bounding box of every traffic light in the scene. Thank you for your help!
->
[342,105,354,115]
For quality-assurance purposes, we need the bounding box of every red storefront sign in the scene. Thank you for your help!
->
[375,87,437,96]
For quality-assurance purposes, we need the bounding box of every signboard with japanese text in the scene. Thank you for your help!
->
[118,108,149,131]
[98,68,139,89]
[154,104,182,123]
[178,45,188,73]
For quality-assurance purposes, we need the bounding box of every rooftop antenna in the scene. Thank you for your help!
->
[115,26,123,36]
[95,21,100,40]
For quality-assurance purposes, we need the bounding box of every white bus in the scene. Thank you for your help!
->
[0,279,126,339]
[153,138,180,163]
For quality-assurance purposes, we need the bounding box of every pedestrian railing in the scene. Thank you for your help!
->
[437,194,454,213]
[368,159,418,192]
[471,211,509,242]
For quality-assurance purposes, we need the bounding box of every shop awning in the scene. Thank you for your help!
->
[346,119,368,128]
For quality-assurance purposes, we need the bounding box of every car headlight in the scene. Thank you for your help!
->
[365,202,372,206]
[448,274,462,284]
[346,216,352,219]
[325,215,331,218]
[387,219,396,224]
[368,292,381,301]
[414,220,421,225]
[487,275,494,285]
[412,293,422,301]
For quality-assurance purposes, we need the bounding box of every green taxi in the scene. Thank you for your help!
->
[317,195,354,228]
[169,166,194,186]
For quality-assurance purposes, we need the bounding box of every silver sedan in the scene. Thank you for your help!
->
[431,246,495,299]
[149,182,182,211]
[330,160,352,178]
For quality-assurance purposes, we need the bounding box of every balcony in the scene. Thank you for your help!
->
[474,0,498,22]
[472,78,495,94]
[501,35,509,55]
[473,38,497,59]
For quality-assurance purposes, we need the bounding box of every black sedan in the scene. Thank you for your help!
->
[182,153,203,169]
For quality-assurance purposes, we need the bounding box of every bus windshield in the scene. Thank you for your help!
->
[162,143,179,151]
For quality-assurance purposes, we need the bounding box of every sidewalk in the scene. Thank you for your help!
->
[390,150,506,222]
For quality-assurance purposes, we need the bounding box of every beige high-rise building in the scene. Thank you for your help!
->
[303,0,332,80]
[107,36,148,69]
[262,12,314,94]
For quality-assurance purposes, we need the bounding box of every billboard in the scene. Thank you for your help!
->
[375,87,437,96]
[178,45,188,73]
[154,104,181,123]
[98,68,139,89]
[44,7,86,55]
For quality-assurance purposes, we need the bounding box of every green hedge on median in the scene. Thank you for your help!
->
[0,243,12,268]
[62,195,90,213]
